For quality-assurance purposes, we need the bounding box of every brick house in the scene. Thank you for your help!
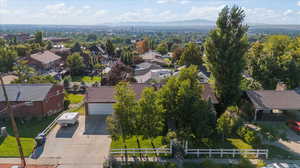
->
[0,84,64,118]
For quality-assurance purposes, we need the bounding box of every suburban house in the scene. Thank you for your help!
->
[135,62,162,76]
[135,69,173,83]
[29,51,62,70]
[1,33,34,43]
[0,84,64,118]
[246,89,300,121]
[44,37,70,44]
[140,51,169,66]
[85,84,151,115]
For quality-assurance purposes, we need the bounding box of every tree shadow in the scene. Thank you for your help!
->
[30,144,45,159]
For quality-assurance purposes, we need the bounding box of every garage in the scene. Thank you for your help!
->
[85,84,151,116]
[88,103,113,115]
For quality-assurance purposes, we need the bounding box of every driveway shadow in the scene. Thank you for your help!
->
[84,115,109,135]
[56,123,79,138]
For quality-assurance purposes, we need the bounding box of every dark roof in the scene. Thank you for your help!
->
[0,84,53,102]
[134,62,162,76]
[86,84,152,103]
[30,51,61,64]
[201,83,218,104]
[246,90,300,110]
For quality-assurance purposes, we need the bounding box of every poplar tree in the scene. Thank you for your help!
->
[204,6,248,108]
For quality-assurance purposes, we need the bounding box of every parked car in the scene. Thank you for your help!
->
[287,120,300,134]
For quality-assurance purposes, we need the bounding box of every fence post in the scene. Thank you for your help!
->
[220,149,223,158]
[256,149,259,158]
[209,149,212,158]
[233,149,235,158]
[197,149,199,158]
[266,149,268,159]
[170,140,173,154]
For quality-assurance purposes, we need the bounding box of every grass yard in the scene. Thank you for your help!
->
[111,136,164,149]
[72,105,85,115]
[65,94,85,104]
[0,136,35,157]
[226,138,253,149]
[71,76,101,84]
[0,115,58,157]
[110,136,168,157]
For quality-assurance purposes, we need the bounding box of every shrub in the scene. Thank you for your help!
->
[256,159,266,168]
[122,162,177,168]
[236,159,256,168]
[200,160,222,168]
[64,100,70,110]
[237,126,261,147]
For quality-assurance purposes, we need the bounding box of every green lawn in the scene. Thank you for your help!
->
[71,76,101,84]
[0,136,35,157]
[72,105,85,115]
[65,94,85,104]
[226,138,253,149]
[111,136,164,149]
[0,115,58,157]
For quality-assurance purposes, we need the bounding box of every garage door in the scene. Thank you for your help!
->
[88,103,113,115]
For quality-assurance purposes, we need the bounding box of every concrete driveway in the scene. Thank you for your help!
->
[32,115,111,168]
[276,129,300,156]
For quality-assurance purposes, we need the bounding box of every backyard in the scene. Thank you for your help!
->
[65,94,85,104]
[0,115,58,157]
[71,76,101,84]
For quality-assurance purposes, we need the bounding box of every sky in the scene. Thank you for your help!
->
[1,0,300,25]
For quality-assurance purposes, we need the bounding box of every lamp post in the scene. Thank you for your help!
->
[0,74,26,168]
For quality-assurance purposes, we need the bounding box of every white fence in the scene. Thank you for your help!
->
[185,148,268,159]
[111,148,172,155]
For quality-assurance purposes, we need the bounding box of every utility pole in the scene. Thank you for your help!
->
[0,74,26,168]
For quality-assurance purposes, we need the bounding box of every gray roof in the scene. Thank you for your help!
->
[246,90,300,110]
[0,84,53,102]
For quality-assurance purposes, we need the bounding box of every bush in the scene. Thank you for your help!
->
[236,159,256,168]
[237,126,261,147]
[256,159,266,168]
[64,100,70,110]
[200,160,222,168]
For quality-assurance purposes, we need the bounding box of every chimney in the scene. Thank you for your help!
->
[276,82,287,91]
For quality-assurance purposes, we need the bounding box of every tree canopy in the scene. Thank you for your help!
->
[204,6,248,108]
[179,42,202,66]
[66,52,85,75]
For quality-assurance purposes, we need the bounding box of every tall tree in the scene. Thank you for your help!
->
[71,42,82,53]
[0,47,18,73]
[66,52,85,75]
[179,42,202,66]
[121,48,133,65]
[106,39,115,57]
[204,6,248,108]
[158,66,215,140]
[13,60,36,83]
[108,82,137,141]
[137,87,164,141]
[34,31,43,44]
[156,43,168,55]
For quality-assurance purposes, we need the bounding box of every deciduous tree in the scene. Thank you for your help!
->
[204,6,248,108]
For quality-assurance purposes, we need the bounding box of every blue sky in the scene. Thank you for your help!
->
[1,0,300,25]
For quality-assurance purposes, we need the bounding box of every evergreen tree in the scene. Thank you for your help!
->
[66,52,85,75]
[71,42,82,53]
[0,47,18,73]
[34,31,43,44]
[204,6,248,108]
[106,39,115,57]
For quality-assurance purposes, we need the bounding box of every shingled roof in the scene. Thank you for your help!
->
[30,51,61,64]
[86,84,151,103]
[246,90,300,110]
[0,84,53,102]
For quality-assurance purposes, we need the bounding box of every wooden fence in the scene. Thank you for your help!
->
[185,148,268,159]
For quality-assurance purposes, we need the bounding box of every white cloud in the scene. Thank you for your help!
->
[95,10,107,17]
[0,0,8,8]
[83,5,91,9]
[156,0,177,4]
[186,5,225,20]
[180,0,191,5]
[297,1,300,6]
[283,9,293,16]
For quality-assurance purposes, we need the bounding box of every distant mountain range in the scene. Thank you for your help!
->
[102,19,216,27]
